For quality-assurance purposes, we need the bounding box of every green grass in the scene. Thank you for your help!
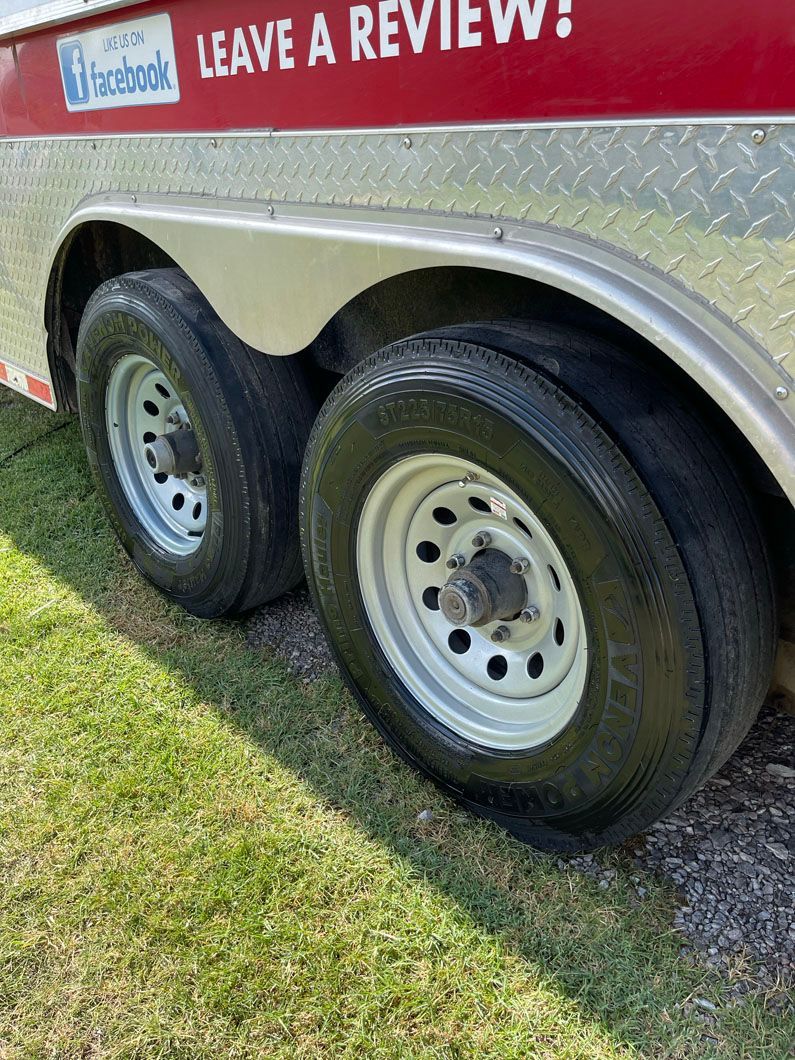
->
[0,389,791,1059]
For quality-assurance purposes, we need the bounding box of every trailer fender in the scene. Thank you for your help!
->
[49,193,795,502]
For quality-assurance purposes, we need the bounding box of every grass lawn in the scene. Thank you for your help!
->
[0,389,791,1059]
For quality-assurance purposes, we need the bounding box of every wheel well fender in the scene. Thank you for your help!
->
[45,196,794,504]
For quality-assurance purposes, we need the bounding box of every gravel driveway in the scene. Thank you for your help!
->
[247,589,794,997]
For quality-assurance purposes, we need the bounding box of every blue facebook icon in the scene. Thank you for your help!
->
[58,40,89,105]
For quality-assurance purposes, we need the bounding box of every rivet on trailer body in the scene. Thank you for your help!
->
[130,194,137,204]
[775,386,789,400]
[402,136,412,149]
[210,137,218,148]
[267,204,275,216]
[751,129,766,145]
[493,226,504,240]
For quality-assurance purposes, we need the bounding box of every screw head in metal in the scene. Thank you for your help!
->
[751,128,766,145]
[130,194,137,203]
[775,385,789,401]
[402,136,412,149]
[491,625,511,643]
[520,606,541,623]
[210,137,218,148]
[472,530,492,548]
[446,553,466,570]
[510,557,530,575]
[493,225,504,240]
[267,204,275,216]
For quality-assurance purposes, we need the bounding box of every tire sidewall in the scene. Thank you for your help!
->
[302,342,704,842]
[77,280,249,607]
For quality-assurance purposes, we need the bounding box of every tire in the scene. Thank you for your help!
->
[77,268,314,618]
[299,327,776,851]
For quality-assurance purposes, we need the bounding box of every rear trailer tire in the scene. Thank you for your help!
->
[299,331,776,851]
[77,269,314,618]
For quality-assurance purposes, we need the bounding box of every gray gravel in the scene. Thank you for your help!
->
[247,593,794,992]
[637,705,794,992]
[563,706,794,998]
[246,587,334,682]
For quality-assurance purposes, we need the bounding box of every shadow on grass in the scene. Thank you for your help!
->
[0,394,783,1057]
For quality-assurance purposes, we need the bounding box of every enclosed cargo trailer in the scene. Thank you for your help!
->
[1,0,793,849]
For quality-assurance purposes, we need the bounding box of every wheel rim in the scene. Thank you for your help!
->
[106,354,208,556]
[357,455,588,750]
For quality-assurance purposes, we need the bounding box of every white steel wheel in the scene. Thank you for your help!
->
[106,353,208,556]
[357,454,588,750]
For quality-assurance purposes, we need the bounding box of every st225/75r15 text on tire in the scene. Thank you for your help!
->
[77,268,315,618]
[299,331,775,851]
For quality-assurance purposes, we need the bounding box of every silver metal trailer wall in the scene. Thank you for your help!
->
[1,122,794,503]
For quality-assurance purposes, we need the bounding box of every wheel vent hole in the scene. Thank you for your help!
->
[548,565,561,592]
[192,502,202,521]
[422,586,440,611]
[468,496,490,513]
[416,541,441,563]
[153,473,168,485]
[527,652,544,679]
[154,383,171,400]
[143,431,156,444]
[172,493,185,512]
[554,619,565,646]
[432,506,457,526]
[487,655,508,681]
[513,517,533,539]
[143,400,160,417]
[448,629,471,655]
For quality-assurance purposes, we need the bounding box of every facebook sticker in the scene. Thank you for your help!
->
[57,13,180,113]
[58,40,89,105]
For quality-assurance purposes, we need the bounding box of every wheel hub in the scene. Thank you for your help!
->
[144,429,202,478]
[356,454,589,750]
[106,354,208,556]
[439,548,527,627]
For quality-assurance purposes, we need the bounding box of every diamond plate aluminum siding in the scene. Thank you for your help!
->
[0,122,793,385]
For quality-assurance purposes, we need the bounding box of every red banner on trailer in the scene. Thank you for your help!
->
[1,0,794,137]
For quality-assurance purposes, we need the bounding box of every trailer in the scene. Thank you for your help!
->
[0,0,792,850]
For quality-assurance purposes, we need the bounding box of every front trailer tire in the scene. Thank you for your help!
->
[77,269,315,618]
[299,330,775,851]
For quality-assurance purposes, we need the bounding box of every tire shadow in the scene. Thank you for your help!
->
[0,395,789,1056]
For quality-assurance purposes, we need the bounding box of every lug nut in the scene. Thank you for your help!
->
[446,553,466,570]
[458,471,479,488]
[166,410,182,427]
[491,625,511,643]
[472,530,492,548]
[520,606,541,623]
[510,557,530,575]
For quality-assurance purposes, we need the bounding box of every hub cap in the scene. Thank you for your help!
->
[106,354,208,556]
[357,455,588,750]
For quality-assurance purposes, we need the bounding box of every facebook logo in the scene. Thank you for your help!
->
[57,15,179,112]
[58,40,89,105]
